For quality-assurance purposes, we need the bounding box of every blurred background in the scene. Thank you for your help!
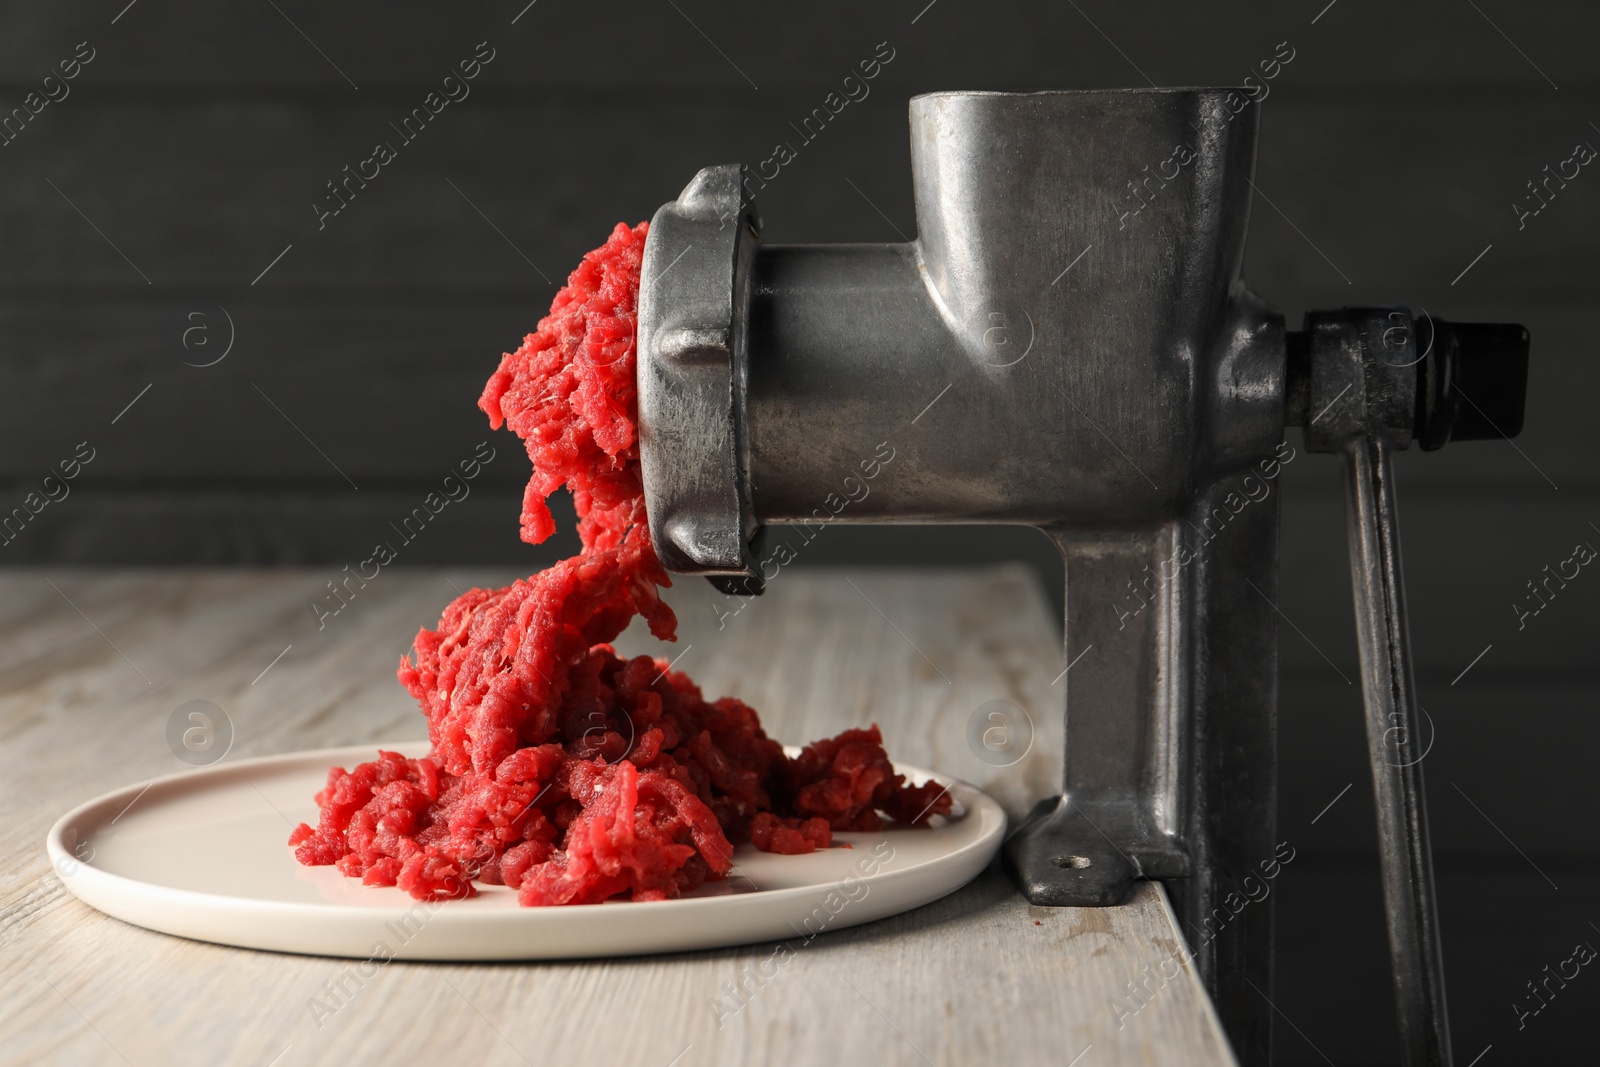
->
[2,1,1595,1062]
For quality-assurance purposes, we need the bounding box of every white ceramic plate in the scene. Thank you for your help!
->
[46,741,1005,960]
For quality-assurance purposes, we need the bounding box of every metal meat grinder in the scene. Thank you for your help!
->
[632,89,1529,1066]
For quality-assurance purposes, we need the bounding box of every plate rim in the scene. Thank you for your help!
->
[46,739,1008,928]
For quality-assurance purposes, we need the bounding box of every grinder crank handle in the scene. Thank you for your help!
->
[1291,309,1530,1067]
[1341,434,1451,1066]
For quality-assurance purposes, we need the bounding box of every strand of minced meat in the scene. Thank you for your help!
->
[290,222,951,905]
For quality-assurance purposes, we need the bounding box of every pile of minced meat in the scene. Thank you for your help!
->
[289,222,950,905]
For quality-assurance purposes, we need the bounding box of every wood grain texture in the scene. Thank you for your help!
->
[0,567,1237,1067]
[1,91,1595,298]
[1,0,1594,90]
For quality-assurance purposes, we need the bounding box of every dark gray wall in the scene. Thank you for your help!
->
[2,2,1596,1062]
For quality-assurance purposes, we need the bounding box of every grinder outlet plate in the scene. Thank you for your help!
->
[46,741,1005,961]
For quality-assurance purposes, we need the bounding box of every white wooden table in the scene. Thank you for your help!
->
[0,567,1235,1066]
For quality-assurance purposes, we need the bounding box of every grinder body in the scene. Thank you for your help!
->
[635,88,1525,1067]
[638,88,1284,1063]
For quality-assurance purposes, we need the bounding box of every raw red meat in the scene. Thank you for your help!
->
[290,222,950,905]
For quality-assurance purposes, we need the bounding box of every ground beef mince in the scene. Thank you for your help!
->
[290,222,952,905]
